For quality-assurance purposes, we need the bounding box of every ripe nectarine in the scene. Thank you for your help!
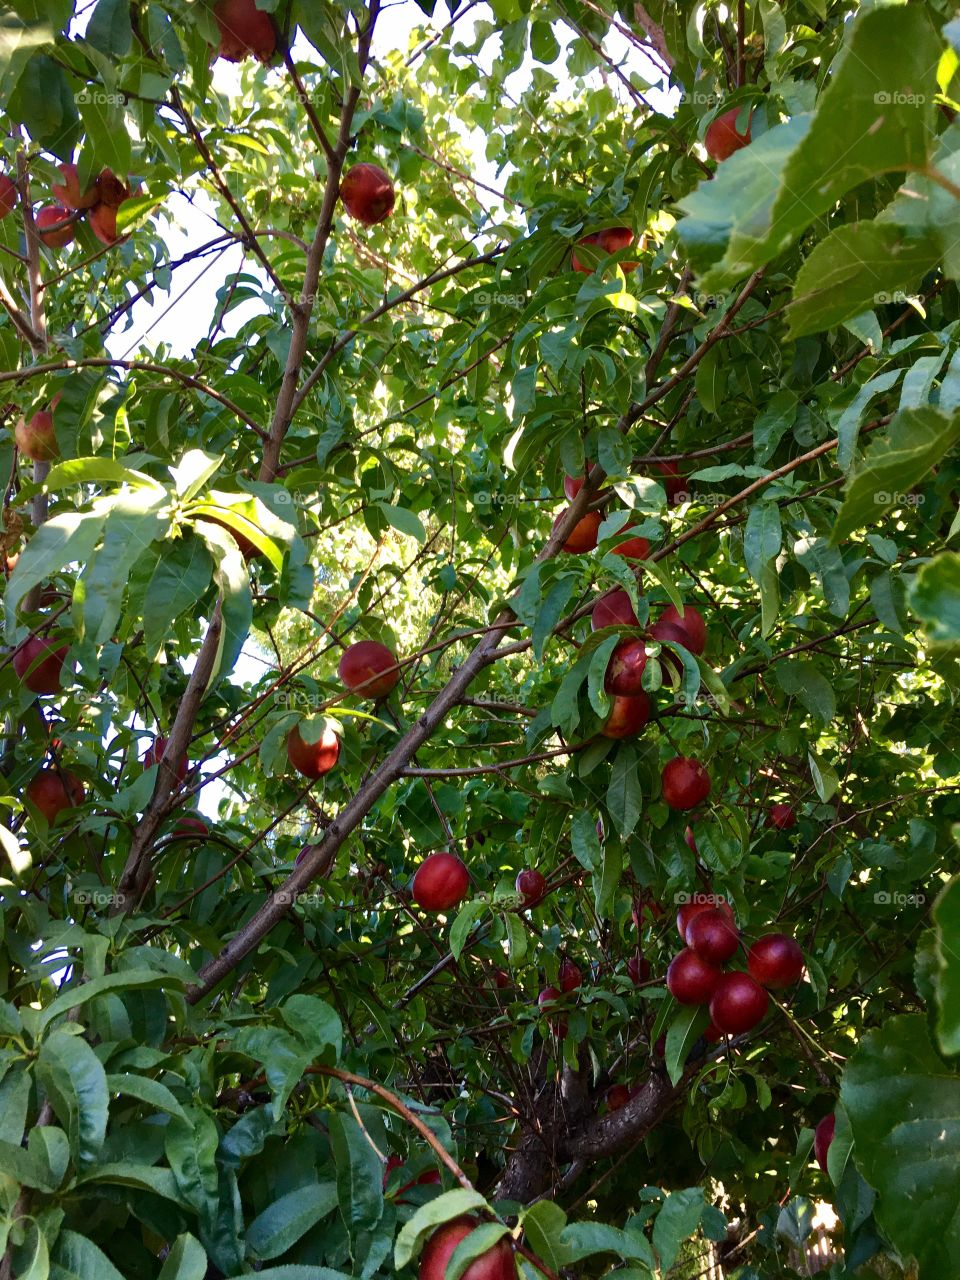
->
[36,206,74,248]
[338,640,400,698]
[602,692,650,738]
[213,0,276,62]
[419,1216,515,1280]
[340,163,396,225]
[287,724,340,779]
[552,508,601,552]
[705,107,752,161]
[412,852,470,911]
[0,174,17,218]
[12,635,67,694]
[26,769,84,824]
[52,162,97,211]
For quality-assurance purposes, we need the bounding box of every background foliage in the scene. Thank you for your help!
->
[1,0,960,1276]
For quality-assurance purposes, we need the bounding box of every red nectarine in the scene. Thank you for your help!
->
[287,724,340,779]
[704,107,752,161]
[0,174,17,218]
[25,769,84,824]
[213,0,276,62]
[36,206,74,249]
[419,1216,515,1280]
[602,692,650,738]
[12,635,67,694]
[52,162,97,211]
[412,852,469,911]
[338,639,400,698]
[340,163,395,226]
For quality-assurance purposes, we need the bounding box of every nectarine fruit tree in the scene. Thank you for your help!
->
[0,3,956,1277]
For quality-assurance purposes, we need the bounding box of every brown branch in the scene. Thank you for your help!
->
[113,602,223,913]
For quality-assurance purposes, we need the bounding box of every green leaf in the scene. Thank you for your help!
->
[105,1071,189,1122]
[81,492,169,645]
[593,838,621,920]
[75,1162,190,1207]
[394,1188,489,1269]
[909,552,960,648]
[37,970,178,1033]
[378,502,426,543]
[933,877,960,1055]
[142,535,214,659]
[841,1014,960,1275]
[559,1222,654,1267]
[246,1182,338,1261]
[85,0,133,56]
[4,510,106,637]
[157,1234,207,1280]
[51,1231,125,1280]
[164,1108,220,1232]
[0,1137,59,1191]
[169,450,224,500]
[786,223,939,339]
[520,1200,567,1273]
[37,1030,108,1167]
[836,370,902,470]
[832,408,960,544]
[652,1188,705,1272]
[280,995,342,1060]
[606,744,642,837]
[665,1005,708,1086]
[570,809,601,872]
[808,750,839,803]
[330,1111,384,1239]
[775,660,836,725]
[450,900,486,959]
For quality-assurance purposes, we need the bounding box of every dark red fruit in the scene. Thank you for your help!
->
[814,1113,836,1174]
[666,948,722,1005]
[12,635,67,695]
[686,907,740,964]
[51,162,97,211]
[516,867,547,905]
[25,769,84,824]
[591,589,638,631]
[602,692,650,739]
[36,206,74,248]
[661,757,711,810]
[564,474,585,500]
[383,1154,441,1201]
[174,814,208,838]
[412,852,470,912]
[705,106,752,162]
[419,1215,515,1280]
[492,967,511,989]
[340,163,396,226]
[558,958,582,993]
[537,985,567,1036]
[15,408,59,462]
[677,897,734,944]
[338,639,400,698]
[213,0,276,62]
[709,971,769,1035]
[610,530,650,562]
[684,825,698,854]
[571,227,638,273]
[653,460,688,505]
[604,639,648,696]
[143,736,188,785]
[627,953,650,986]
[0,174,17,218]
[767,802,797,830]
[704,1021,725,1043]
[748,934,804,989]
[658,604,707,656]
[552,508,601,553]
[286,725,340,779]
[606,1083,631,1110]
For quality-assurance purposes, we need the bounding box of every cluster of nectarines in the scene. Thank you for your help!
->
[32,161,136,251]
[666,894,804,1037]
[285,636,401,781]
